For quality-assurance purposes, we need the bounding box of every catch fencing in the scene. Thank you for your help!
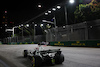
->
[46,19,100,42]
[2,19,100,44]
[3,35,45,44]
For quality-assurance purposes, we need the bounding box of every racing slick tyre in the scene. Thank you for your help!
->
[51,58,55,65]
[32,55,42,67]
[44,55,55,66]
[54,53,64,64]
[24,50,28,58]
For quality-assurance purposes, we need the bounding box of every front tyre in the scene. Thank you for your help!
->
[54,53,64,64]
[23,50,28,58]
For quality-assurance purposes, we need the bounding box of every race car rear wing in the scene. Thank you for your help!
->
[39,49,61,54]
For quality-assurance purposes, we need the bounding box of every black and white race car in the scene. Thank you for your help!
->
[23,43,64,67]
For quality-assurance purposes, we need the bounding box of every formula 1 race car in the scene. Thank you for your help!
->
[23,44,64,67]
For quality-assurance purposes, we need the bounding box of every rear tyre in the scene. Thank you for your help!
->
[32,55,42,67]
[51,58,55,65]
[24,50,28,58]
[54,53,64,64]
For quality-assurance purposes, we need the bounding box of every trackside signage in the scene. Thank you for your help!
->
[49,41,100,47]
[97,43,100,46]
[71,41,85,46]
[54,42,64,46]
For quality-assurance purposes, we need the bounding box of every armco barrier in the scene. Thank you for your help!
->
[49,40,100,47]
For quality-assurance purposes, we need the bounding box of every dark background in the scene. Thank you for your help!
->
[0,0,100,39]
[0,0,65,26]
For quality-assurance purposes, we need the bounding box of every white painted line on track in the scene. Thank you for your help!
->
[0,59,10,67]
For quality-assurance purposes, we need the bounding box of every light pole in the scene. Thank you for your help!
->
[22,26,24,42]
[64,0,75,24]
[32,22,37,41]
[20,24,29,42]
[64,5,68,25]
[53,16,57,28]
[12,27,15,37]
[34,24,37,41]
[12,26,19,37]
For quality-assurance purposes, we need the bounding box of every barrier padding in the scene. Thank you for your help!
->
[2,40,100,47]
[49,40,100,47]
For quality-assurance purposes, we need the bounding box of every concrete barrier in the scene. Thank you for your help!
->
[7,42,37,45]
[49,40,100,47]
[1,40,100,47]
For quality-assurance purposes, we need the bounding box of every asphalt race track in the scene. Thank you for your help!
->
[0,44,100,67]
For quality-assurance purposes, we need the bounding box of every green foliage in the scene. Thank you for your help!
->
[74,0,100,23]
[11,34,18,37]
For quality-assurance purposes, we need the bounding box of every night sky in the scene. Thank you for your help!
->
[0,0,100,26]
[0,0,65,26]
[0,0,96,26]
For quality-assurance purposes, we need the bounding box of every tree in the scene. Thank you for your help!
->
[74,0,100,23]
